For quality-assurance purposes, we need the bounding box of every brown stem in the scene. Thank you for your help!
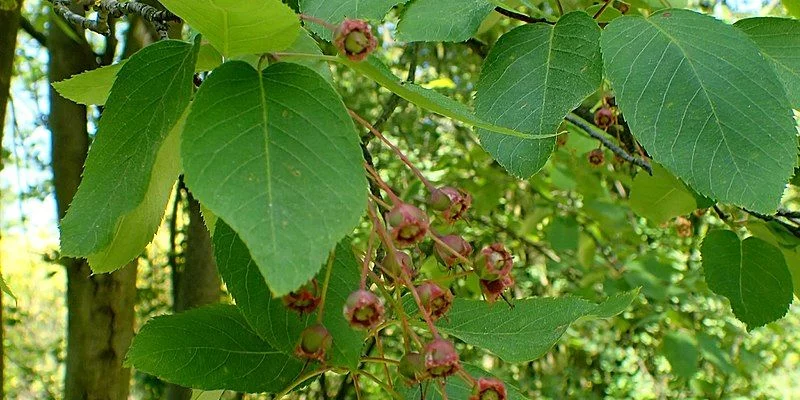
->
[350,109,436,192]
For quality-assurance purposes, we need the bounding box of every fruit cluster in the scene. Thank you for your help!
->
[276,102,514,398]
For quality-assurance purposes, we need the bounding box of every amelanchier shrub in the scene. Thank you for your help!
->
[48,0,800,397]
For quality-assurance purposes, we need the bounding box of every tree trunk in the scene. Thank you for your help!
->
[0,1,24,397]
[49,6,137,400]
[166,194,222,400]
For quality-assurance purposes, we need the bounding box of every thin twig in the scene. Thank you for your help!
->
[494,6,552,24]
[48,0,179,36]
[19,17,48,47]
[565,113,652,175]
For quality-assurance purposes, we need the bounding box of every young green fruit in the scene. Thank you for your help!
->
[470,377,508,400]
[434,234,472,268]
[295,324,332,362]
[474,243,513,281]
[399,352,428,383]
[333,19,377,61]
[386,203,429,248]
[416,281,453,321]
[343,289,385,330]
[424,338,460,377]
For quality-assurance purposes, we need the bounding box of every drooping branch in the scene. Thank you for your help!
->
[565,113,653,175]
[49,0,179,36]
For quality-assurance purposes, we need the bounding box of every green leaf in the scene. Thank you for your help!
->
[782,0,800,18]
[396,0,495,42]
[734,17,800,109]
[746,220,800,299]
[546,216,579,252]
[701,230,793,329]
[629,163,698,224]
[159,0,299,57]
[0,274,16,302]
[51,61,126,105]
[299,0,405,39]
[601,9,797,213]
[342,56,555,141]
[696,332,735,375]
[437,290,638,362]
[195,40,223,72]
[475,12,602,178]
[661,332,699,379]
[213,221,366,369]
[398,364,527,400]
[125,304,303,393]
[60,39,199,272]
[182,61,367,297]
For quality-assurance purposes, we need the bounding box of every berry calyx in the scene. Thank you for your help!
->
[434,234,473,268]
[295,324,332,362]
[424,338,460,377]
[343,289,385,330]
[416,281,453,321]
[386,203,430,248]
[435,187,472,223]
[480,274,515,304]
[282,279,320,314]
[399,352,428,383]
[333,19,377,61]
[675,216,692,238]
[594,107,617,130]
[588,148,605,166]
[380,250,416,281]
[474,243,513,281]
[470,377,508,400]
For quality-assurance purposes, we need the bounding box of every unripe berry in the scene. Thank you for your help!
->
[435,187,472,223]
[416,281,453,321]
[474,243,513,281]
[424,338,460,377]
[428,188,452,211]
[380,250,416,281]
[343,289,385,330]
[480,274,515,304]
[386,203,430,248]
[295,324,332,362]
[588,148,605,166]
[470,377,508,400]
[434,234,473,268]
[399,352,428,383]
[282,279,320,314]
[333,19,377,61]
[594,107,617,130]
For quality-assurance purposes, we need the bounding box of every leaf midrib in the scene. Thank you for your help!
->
[257,71,278,258]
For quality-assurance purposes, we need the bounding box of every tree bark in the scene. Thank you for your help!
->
[0,1,24,397]
[166,194,222,400]
[49,6,137,400]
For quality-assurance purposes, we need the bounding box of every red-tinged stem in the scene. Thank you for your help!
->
[437,380,450,400]
[367,202,422,350]
[400,270,441,339]
[360,229,377,289]
[369,192,392,210]
[457,369,477,386]
[350,109,436,192]
[428,231,474,266]
[364,162,403,205]
[298,13,337,30]
[374,335,394,390]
